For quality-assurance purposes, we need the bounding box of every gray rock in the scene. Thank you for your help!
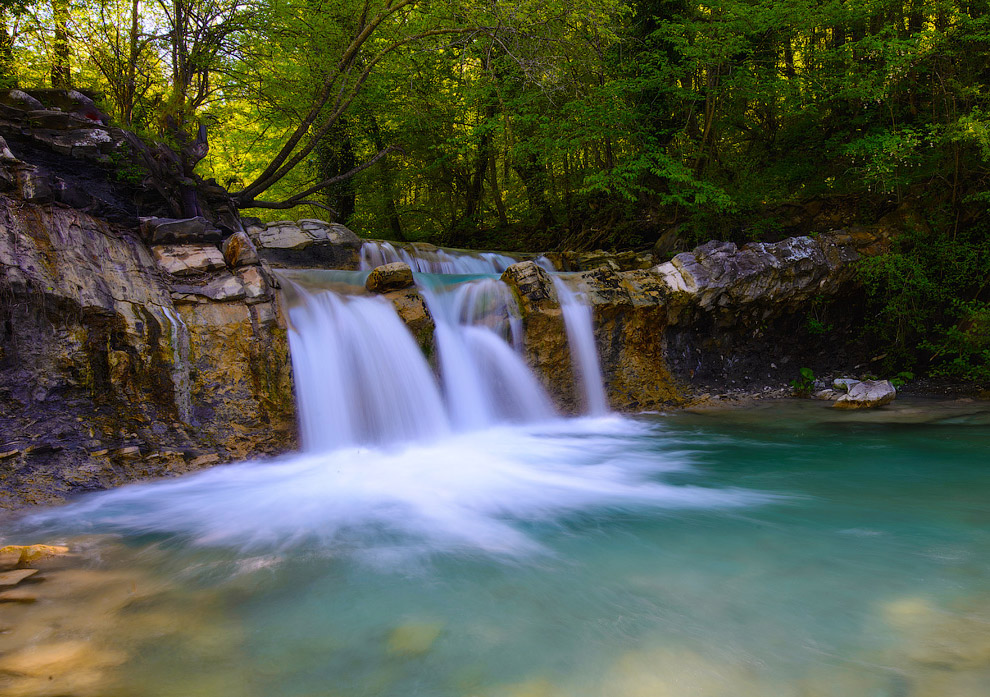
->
[222,231,260,267]
[140,217,222,244]
[366,262,414,293]
[171,273,246,302]
[652,235,861,324]
[833,380,896,409]
[833,377,860,392]
[0,89,44,111]
[256,221,312,249]
[153,245,226,276]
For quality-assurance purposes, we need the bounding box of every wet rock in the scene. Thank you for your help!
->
[366,262,414,293]
[0,590,37,603]
[833,380,896,409]
[140,216,222,244]
[0,569,37,586]
[0,545,69,565]
[384,288,435,354]
[814,389,840,400]
[153,244,226,276]
[189,453,220,467]
[500,261,559,313]
[222,230,260,267]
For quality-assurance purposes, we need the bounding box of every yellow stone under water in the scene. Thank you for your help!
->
[386,620,445,656]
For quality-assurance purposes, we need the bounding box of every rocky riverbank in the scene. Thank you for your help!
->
[1,88,981,509]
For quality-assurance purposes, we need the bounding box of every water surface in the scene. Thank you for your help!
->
[4,400,990,697]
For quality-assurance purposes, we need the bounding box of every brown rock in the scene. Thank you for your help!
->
[384,288,435,354]
[0,545,69,565]
[235,265,270,302]
[500,261,558,314]
[0,590,37,603]
[222,230,260,267]
[366,262,414,293]
[0,569,38,586]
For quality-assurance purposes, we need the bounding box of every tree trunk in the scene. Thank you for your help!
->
[51,0,71,88]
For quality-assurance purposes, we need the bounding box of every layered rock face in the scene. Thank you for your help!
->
[0,150,294,508]
[500,233,870,411]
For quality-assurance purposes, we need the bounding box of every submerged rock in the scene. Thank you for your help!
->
[833,380,896,409]
[366,261,414,293]
[385,621,444,656]
[0,569,37,586]
[0,545,69,565]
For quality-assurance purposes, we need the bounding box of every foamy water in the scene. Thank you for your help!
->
[22,417,767,557]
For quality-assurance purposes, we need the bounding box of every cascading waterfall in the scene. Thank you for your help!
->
[419,277,555,429]
[286,272,556,451]
[553,276,609,415]
[360,240,519,274]
[287,289,450,451]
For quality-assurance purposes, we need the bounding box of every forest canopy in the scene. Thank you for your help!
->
[1,0,989,380]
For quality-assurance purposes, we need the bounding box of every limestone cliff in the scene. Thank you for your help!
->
[0,140,294,509]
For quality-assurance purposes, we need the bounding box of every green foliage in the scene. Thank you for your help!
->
[790,367,816,396]
[890,371,915,389]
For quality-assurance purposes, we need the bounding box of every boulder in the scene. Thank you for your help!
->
[832,377,860,392]
[366,262,414,293]
[254,221,312,249]
[0,89,44,111]
[833,380,896,409]
[140,217,222,244]
[221,231,260,267]
[153,244,226,276]
[500,261,559,313]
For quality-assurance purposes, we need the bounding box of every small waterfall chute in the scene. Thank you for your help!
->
[553,277,609,416]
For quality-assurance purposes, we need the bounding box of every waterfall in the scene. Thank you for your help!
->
[360,241,519,274]
[286,274,555,452]
[553,277,609,416]
[420,277,555,429]
[287,290,450,451]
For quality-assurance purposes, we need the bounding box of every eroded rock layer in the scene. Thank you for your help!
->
[0,157,294,509]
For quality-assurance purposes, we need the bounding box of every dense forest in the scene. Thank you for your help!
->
[1,0,988,380]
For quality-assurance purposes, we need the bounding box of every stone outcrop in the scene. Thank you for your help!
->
[0,142,295,508]
[499,231,868,411]
[540,249,656,272]
[833,380,896,409]
[654,236,860,325]
[366,261,414,293]
[246,218,363,268]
